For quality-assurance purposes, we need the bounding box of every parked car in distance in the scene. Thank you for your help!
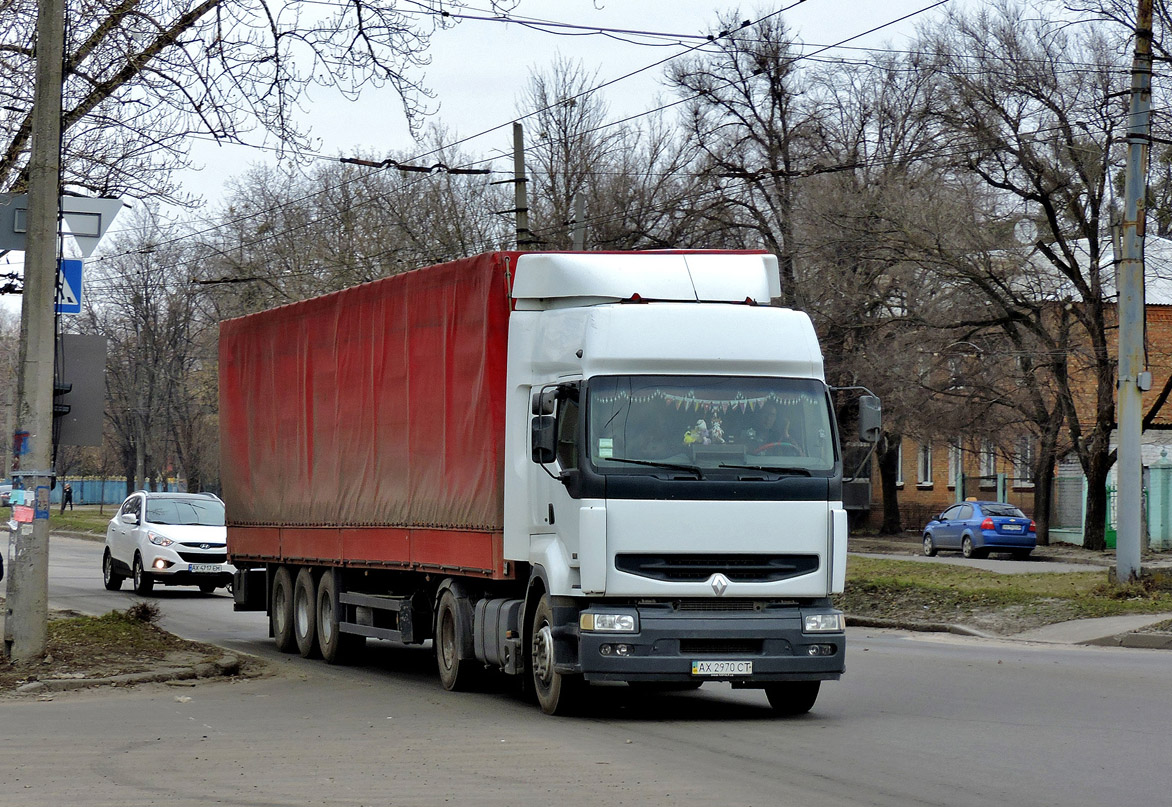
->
[922,501,1036,559]
[103,491,234,595]
[0,484,12,507]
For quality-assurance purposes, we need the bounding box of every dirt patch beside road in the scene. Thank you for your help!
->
[0,602,267,697]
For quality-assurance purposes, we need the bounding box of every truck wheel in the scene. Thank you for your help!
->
[435,588,478,691]
[530,593,583,715]
[317,569,363,664]
[764,681,820,716]
[271,566,297,653]
[293,567,321,658]
[132,554,154,595]
[102,549,124,591]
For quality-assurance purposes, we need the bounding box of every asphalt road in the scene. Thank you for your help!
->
[0,535,1167,807]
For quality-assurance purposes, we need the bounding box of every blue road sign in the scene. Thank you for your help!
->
[56,258,82,314]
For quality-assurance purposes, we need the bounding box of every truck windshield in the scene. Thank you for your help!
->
[587,376,836,474]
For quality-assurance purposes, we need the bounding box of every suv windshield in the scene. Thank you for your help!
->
[146,497,225,527]
[587,375,836,474]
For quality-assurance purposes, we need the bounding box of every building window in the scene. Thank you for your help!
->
[1014,437,1035,487]
[917,443,932,485]
[948,442,963,488]
[980,439,997,479]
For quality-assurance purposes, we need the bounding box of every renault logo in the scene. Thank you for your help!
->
[710,573,730,596]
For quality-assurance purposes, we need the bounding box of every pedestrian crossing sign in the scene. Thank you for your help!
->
[56,258,82,314]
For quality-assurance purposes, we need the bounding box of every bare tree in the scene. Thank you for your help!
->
[1,0,502,202]
[666,11,822,307]
[80,206,216,492]
[914,0,1133,549]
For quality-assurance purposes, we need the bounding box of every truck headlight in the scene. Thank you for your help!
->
[803,613,845,633]
[580,612,637,633]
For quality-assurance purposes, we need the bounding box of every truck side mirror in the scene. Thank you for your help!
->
[531,415,557,463]
[531,388,557,416]
[858,395,881,444]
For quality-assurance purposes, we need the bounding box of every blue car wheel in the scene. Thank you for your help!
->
[923,533,938,557]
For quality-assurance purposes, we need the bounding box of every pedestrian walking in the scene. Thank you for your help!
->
[61,482,73,512]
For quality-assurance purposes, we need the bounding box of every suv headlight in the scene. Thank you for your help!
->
[803,613,845,633]
[147,532,174,547]
[580,612,638,633]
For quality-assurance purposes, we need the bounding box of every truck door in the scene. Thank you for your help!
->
[531,382,603,593]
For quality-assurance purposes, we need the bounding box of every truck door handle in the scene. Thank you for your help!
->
[547,503,555,525]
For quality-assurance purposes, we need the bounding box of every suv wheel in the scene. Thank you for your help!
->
[132,554,154,595]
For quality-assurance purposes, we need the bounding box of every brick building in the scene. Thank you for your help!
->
[870,237,1172,535]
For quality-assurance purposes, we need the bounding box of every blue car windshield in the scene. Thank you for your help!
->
[982,504,1026,518]
[146,498,225,526]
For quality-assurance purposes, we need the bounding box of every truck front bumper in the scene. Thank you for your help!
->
[572,603,845,684]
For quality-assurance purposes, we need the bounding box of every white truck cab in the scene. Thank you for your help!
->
[499,252,878,714]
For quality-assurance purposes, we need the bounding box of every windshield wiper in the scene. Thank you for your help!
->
[718,463,811,476]
[606,457,704,478]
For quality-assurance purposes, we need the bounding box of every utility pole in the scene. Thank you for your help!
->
[6,0,66,662]
[1115,0,1153,583]
[513,122,532,250]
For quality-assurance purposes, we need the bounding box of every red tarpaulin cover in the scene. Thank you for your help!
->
[219,252,516,576]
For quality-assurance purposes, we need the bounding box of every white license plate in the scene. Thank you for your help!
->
[691,660,753,676]
[189,563,222,573]
[1001,524,1023,532]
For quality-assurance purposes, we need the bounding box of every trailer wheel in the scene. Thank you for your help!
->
[764,681,820,716]
[435,588,477,690]
[530,593,583,716]
[293,567,321,658]
[317,569,363,664]
[271,566,297,653]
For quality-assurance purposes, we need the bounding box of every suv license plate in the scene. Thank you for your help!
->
[189,563,221,574]
[691,660,753,676]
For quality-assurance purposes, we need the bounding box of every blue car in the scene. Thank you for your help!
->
[922,501,1036,559]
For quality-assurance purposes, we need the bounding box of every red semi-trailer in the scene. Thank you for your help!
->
[222,251,878,715]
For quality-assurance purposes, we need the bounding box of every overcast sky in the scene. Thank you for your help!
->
[179,0,943,200]
[1,0,948,316]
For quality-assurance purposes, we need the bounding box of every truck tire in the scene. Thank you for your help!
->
[530,593,583,716]
[271,566,297,653]
[293,567,321,658]
[435,588,478,691]
[317,569,364,664]
[764,681,820,716]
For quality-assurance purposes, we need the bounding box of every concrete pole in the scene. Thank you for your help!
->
[6,0,65,660]
[513,122,531,250]
[1115,0,1153,583]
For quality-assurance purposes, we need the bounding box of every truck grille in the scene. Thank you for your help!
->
[615,554,818,583]
[680,639,763,654]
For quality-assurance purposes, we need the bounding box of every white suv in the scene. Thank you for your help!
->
[103,491,235,595]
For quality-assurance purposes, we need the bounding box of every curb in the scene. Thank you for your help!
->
[15,653,244,695]
[1083,632,1172,650]
[847,615,1172,649]
[846,615,996,639]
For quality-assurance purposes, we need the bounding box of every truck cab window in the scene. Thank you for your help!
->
[587,375,836,475]
[556,395,580,469]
